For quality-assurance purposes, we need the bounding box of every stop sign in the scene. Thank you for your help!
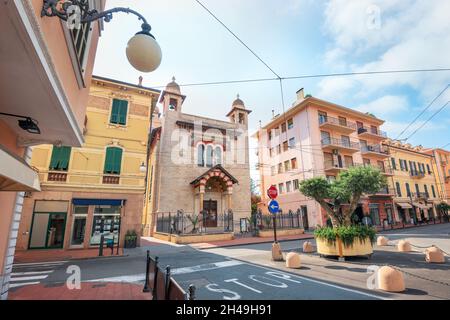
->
[267,185,278,199]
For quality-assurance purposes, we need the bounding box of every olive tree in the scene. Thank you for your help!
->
[299,166,387,227]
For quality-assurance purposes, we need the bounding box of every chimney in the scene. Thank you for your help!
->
[296,88,304,100]
[138,76,143,86]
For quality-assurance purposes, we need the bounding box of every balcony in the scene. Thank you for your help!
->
[379,167,394,176]
[103,175,120,185]
[323,160,347,174]
[414,192,429,200]
[321,137,360,153]
[369,187,396,197]
[319,116,357,134]
[47,172,68,182]
[357,127,387,142]
[410,171,425,179]
[360,144,390,159]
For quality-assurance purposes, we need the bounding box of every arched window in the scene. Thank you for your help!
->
[396,182,402,197]
[214,146,222,165]
[197,144,205,167]
[206,145,213,167]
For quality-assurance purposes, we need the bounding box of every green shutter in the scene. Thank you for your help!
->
[104,147,122,174]
[110,99,128,125]
[49,146,71,171]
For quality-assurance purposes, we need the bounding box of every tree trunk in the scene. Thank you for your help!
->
[317,199,341,228]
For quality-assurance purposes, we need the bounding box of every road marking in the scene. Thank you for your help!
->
[10,275,49,281]
[13,261,68,267]
[9,281,40,288]
[11,270,54,276]
[171,260,244,275]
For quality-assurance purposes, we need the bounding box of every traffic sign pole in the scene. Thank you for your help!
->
[273,215,277,242]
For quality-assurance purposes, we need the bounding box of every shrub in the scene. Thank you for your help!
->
[314,225,376,247]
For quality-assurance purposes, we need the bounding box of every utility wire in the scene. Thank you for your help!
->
[395,84,450,140]
[194,0,281,79]
[404,101,450,141]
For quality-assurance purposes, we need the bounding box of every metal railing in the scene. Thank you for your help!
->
[319,116,357,130]
[321,137,360,149]
[143,250,195,300]
[370,187,396,195]
[357,126,387,137]
[361,144,389,155]
[257,211,303,230]
[410,171,425,178]
[156,211,234,235]
[414,192,429,199]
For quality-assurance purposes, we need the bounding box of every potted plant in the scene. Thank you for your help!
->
[187,213,200,234]
[124,230,138,248]
[300,166,386,258]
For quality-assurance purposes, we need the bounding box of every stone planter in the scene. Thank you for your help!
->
[316,237,373,258]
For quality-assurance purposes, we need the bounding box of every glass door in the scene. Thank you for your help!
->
[29,213,66,249]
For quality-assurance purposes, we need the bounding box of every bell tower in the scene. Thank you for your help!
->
[159,77,185,115]
[226,94,252,126]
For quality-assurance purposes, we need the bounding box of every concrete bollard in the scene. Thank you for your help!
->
[302,241,314,253]
[377,236,389,246]
[397,240,411,252]
[425,246,445,263]
[377,266,405,292]
[285,252,301,268]
[272,242,284,261]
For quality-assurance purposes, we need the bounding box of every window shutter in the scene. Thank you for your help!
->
[104,148,113,173]
[59,147,72,170]
[111,99,120,124]
[118,100,128,125]
[113,148,123,173]
[49,147,61,170]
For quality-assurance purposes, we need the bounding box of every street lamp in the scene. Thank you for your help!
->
[41,0,162,72]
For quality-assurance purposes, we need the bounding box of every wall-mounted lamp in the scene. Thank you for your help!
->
[41,0,162,72]
[0,112,41,134]
[139,162,147,173]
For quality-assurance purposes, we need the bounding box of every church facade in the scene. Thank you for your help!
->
[142,79,252,236]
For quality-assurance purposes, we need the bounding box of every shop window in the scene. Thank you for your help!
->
[90,205,121,245]
[369,204,381,226]
[49,146,72,171]
[104,147,123,174]
[110,99,128,125]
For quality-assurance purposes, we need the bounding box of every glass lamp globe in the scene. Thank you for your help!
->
[126,25,162,73]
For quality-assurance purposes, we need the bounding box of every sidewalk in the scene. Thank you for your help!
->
[189,233,314,250]
[8,281,151,300]
[14,248,125,264]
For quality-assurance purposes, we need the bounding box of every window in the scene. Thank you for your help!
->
[197,144,205,167]
[49,146,72,171]
[293,179,299,190]
[71,206,88,247]
[277,145,281,154]
[341,135,350,147]
[169,98,178,111]
[369,204,380,226]
[427,164,431,174]
[71,20,91,72]
[370,125,378,134]
[391,158,397,170]
[288,138,295,149]
[363,158,371,166]
[284,160,291,172]
[291,158,298,170]
[318,111,327,124]
[431,185,436,198]
[271,166,277,176]
[399,159,404,171]
[396,182,402,197]
[214,146,222,165]
[90,205,121,245]
[110,99,128,125]
[286,181,292,193]
[278,163,283,174]
[338,116,347,126]
[206,145,213,167]
[404,160,409,172]
[269,148,273,157]
[278,183,284,194]
[321,131,330,144]
[345,156,354,168]
[415,183,420,195]
[104,147,123,174]
[356,121,363,130]
[281,123,287,133]
[274,127,280,136]
[360,139,368,151]
[283,141,289,152]
[287,118,294,129]
[424,185,429,198]
[406,183,411,197]
[268,131,272,141]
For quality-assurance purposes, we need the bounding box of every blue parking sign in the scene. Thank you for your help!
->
[268,200,280,214]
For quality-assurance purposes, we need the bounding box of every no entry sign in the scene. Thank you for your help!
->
[267,185,278,199]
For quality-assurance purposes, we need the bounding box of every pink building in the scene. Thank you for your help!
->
[254,89,394,229]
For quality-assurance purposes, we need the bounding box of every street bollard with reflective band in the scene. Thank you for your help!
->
[143,250,151,292]
[99,234,105,257]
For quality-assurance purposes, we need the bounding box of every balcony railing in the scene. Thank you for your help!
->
[321,137,360,150]
[103,175,120,184]
[414,192,429,199]
[410,171,425,179]
[357,126,387,138]
[371,187,396,196]
[47,172,68,182]
[319,116,357,131]
[361,144,390,155]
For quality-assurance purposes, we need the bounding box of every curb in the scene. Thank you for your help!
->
[14,254,130,265]
[195,235,315,250]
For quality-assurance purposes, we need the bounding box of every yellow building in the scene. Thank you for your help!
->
[384,140,442,224]
[16,76,160,253]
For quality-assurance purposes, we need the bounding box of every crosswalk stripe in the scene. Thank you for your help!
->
[11,270,54,276]
[10,275,49,282]
[9,281,40,288]
[13,260,68,267]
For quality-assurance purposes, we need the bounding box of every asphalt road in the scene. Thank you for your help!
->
[9,223,449,300]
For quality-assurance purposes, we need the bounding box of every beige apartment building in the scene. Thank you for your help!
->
[423,148,450,203]
[254,89,395,228]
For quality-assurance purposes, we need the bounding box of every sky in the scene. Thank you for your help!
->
[93,0,450,186]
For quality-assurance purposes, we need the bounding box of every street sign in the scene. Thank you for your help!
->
[267,185,278,199]
[268,200,280,214]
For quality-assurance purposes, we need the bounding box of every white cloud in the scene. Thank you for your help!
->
[356,95,409,117]
[382,120,447,139]
[317,0,450,102]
